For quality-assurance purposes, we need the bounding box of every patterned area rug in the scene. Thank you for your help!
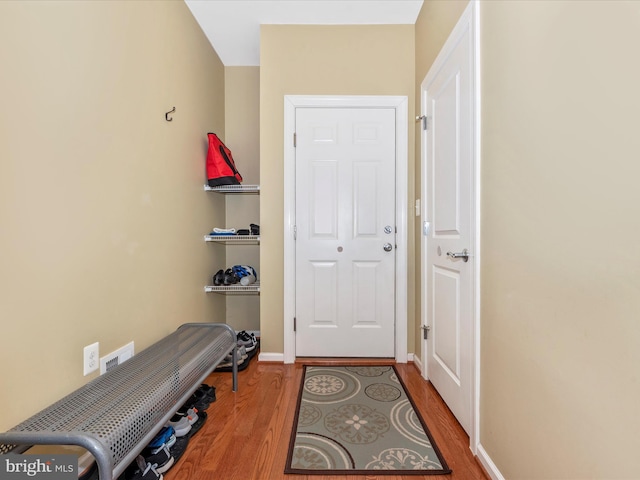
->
[285,365,451,475]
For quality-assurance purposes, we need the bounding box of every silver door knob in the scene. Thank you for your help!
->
[383,243,393,252]
[447,249,469,262]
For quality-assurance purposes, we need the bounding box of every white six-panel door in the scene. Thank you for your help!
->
[422,13,474,434]
[295,107,396,357]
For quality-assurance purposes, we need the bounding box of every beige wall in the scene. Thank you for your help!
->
[479,1,640,477]
[259,25,415,355]
[224,67,260,332]
[0,1,226,430]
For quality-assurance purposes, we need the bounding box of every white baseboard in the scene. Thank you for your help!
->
[258,352,284,363]
[257,353,422,364]
[412,354,423,373]
[476,443,505,480]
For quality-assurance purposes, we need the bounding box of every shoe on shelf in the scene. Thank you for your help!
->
[216,347,247,369]
[223,268,239,285]
[187,411,208,439]
[167,414,191,437]
[237,345,248,361]
[175,407,199,426]
[232,265,257,286]
[182,389,210,411]
[147,426,175,451]
[120,456,163,480]
[168,435,189,465]
[250,223,260,235]
[213,269,224,286]
[198,383,216,403]
[173,405,207,438]
[142,445,174,474]
[146,434,175,455]
[237,331,258,352]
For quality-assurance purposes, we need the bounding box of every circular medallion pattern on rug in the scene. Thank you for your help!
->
[303,368,361,404]
[324,404,390,444]
[298,403,322,427]
[291,433,355,470]
[365,382,402,402]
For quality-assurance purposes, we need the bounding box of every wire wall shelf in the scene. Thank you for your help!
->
[204,185,260,194]
[204,235,260,244]
[204,282,260,295]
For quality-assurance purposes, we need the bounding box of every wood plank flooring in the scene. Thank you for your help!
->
[166,358,488,480]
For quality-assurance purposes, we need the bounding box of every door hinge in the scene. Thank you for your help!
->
[294,317,297,332]
[293,225,297,240]
[416,115,427,130]
[293,132,297,147]
[422,325,431,340]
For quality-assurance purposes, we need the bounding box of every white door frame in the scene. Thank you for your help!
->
[420,1,481,454]
[283,95,408,364]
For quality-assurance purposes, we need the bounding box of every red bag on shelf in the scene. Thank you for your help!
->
[206,132,243,187]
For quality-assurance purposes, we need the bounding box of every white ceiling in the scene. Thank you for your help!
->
[185,0,424,66]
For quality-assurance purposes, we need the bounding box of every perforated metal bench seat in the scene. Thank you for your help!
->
[0,323,238,480]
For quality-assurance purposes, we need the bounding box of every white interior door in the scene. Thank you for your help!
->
[295,107,396,357]
[421,12,474,434]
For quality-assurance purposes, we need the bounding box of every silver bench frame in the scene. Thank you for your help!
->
[0,323,237,480]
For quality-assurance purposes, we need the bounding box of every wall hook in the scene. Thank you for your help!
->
[165,107,175,122]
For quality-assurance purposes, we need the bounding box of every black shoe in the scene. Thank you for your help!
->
[183,384,215,409]
[187,411,207,438]
[213,269,224,286]
[198,383,216,403]
[250,223,260,235]
[182,389,210,411]
[142,445,174,474]
[224,268,238,285]
[120,455,163,480]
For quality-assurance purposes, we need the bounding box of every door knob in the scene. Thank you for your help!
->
[383,243,393,252]
[446,249,469,262]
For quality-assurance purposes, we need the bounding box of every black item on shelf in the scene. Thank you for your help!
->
[223,268,239,285]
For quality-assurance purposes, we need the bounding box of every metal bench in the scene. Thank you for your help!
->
[0,323,237,480]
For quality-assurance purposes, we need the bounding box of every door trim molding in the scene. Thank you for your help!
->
[420,1,481,454]
[283,95,408,364]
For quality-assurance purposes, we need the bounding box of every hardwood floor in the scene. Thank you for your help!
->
[166,358,488,480]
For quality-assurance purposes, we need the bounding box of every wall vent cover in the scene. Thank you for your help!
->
[100,342,135,375]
